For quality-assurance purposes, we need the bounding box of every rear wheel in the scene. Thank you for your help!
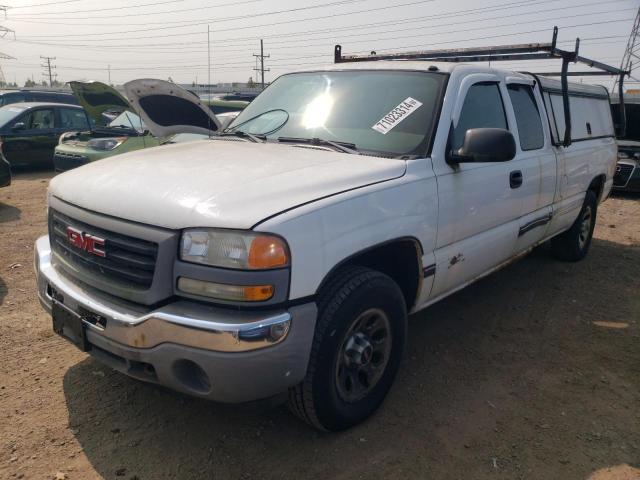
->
[551,190,597,262]
[288,266,407,431]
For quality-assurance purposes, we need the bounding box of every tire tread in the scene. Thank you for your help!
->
[287,266,388,431]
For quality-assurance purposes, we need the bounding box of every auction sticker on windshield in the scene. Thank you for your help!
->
[372,97,423,134]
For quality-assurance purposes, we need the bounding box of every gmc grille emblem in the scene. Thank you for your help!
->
[66,226,106,258]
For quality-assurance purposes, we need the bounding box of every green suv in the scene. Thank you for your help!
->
[53,81,249,172]
[53,81,161,172]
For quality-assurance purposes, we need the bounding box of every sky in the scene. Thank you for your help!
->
[0,0,637,90]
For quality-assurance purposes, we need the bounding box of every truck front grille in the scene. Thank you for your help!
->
[613,163,634,187]
[49,209,158,289]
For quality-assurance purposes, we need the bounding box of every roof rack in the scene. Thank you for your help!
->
[334,27,629,146]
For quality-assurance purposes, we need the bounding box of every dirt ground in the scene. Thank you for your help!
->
[0,170,638,480]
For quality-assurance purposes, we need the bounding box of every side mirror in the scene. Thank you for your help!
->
[11,122,26,131]
[449,128,516,164]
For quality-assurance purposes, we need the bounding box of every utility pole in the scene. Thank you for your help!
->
[40,55,56,87]
[108,64,111,85]
[207,25,211,98]
[253,39,270,90]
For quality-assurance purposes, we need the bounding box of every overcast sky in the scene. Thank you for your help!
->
[0,0,637,89]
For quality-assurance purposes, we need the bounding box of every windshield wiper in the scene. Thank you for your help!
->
[219,131,266,143]
[277,137,360,155]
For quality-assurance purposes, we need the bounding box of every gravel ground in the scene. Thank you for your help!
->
[0,170,639,480]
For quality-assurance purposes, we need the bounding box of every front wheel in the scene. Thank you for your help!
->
[288,266,407,431]
[551,189,598,262]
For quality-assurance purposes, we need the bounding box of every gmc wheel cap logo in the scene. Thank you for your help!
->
[66,226,106,258]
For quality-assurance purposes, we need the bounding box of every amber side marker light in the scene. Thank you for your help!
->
[248,235,289,269]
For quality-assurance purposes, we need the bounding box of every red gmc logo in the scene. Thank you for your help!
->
[66,226,106,258]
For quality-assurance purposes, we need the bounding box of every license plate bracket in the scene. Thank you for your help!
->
[52,301,91,352]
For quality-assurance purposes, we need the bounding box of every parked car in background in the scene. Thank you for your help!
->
[0,89,79,107]
[54,110,160,172]
[54,81,162,172]
[611,94,640,192]
[205,98,250,114]
[53,81,243,172]
[0,149,10,187]
[0,102,91,168]
[216,92,259,102]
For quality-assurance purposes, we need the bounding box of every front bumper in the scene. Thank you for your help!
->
[612,161,640,192]
[35,235,317,403]
[53,152,91,172]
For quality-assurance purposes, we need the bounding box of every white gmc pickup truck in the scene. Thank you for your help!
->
[35,49,617,431]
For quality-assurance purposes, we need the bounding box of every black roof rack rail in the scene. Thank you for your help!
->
[334,27,629,146]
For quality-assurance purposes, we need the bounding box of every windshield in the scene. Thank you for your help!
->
[227,70,446,156]
[107,111,145,132]
[0,105,26,126]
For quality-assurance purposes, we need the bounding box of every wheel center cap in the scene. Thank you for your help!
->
[345,332,374,367]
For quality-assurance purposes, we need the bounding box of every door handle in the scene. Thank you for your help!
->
[510,170,523,189]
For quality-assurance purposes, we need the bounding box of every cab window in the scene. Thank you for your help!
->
[453,82,507,150]
[59,108,89,130]
[507,84,544,150]
[18,109,55,130]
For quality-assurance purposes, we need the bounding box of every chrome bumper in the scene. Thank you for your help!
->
[35,235,317,402]
[36,235,294,352]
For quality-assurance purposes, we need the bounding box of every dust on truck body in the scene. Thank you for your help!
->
[35,30,623,431]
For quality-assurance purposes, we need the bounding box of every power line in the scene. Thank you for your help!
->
[10,0,81,9]
[3,0,433,32]
[16,0,567,44]
[12,0,574,43]
[5,0,370,27]
[9,0,269,19]
[10,7,633,53]
[10,0,184,16]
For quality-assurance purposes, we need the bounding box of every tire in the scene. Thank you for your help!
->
[288,266,407,431]
[551,189,598,262]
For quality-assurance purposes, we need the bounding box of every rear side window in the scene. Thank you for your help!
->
[0,93,26,107]
[507,84,544,151]
[59,108,89,130]
[453,83,507,150]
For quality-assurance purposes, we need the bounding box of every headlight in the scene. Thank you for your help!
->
[86,137,127,151]
[618,151,629,159]
[180,229,289,270]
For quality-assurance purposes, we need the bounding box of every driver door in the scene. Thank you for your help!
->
[429,77,523,299]
[3,107,57,167]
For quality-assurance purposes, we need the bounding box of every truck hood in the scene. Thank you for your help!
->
[124,79,221,138]
[49,140,406,230]
[69,81,132,123]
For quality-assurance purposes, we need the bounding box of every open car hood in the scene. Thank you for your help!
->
[69,81,132,123]
[123,79,221,138]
